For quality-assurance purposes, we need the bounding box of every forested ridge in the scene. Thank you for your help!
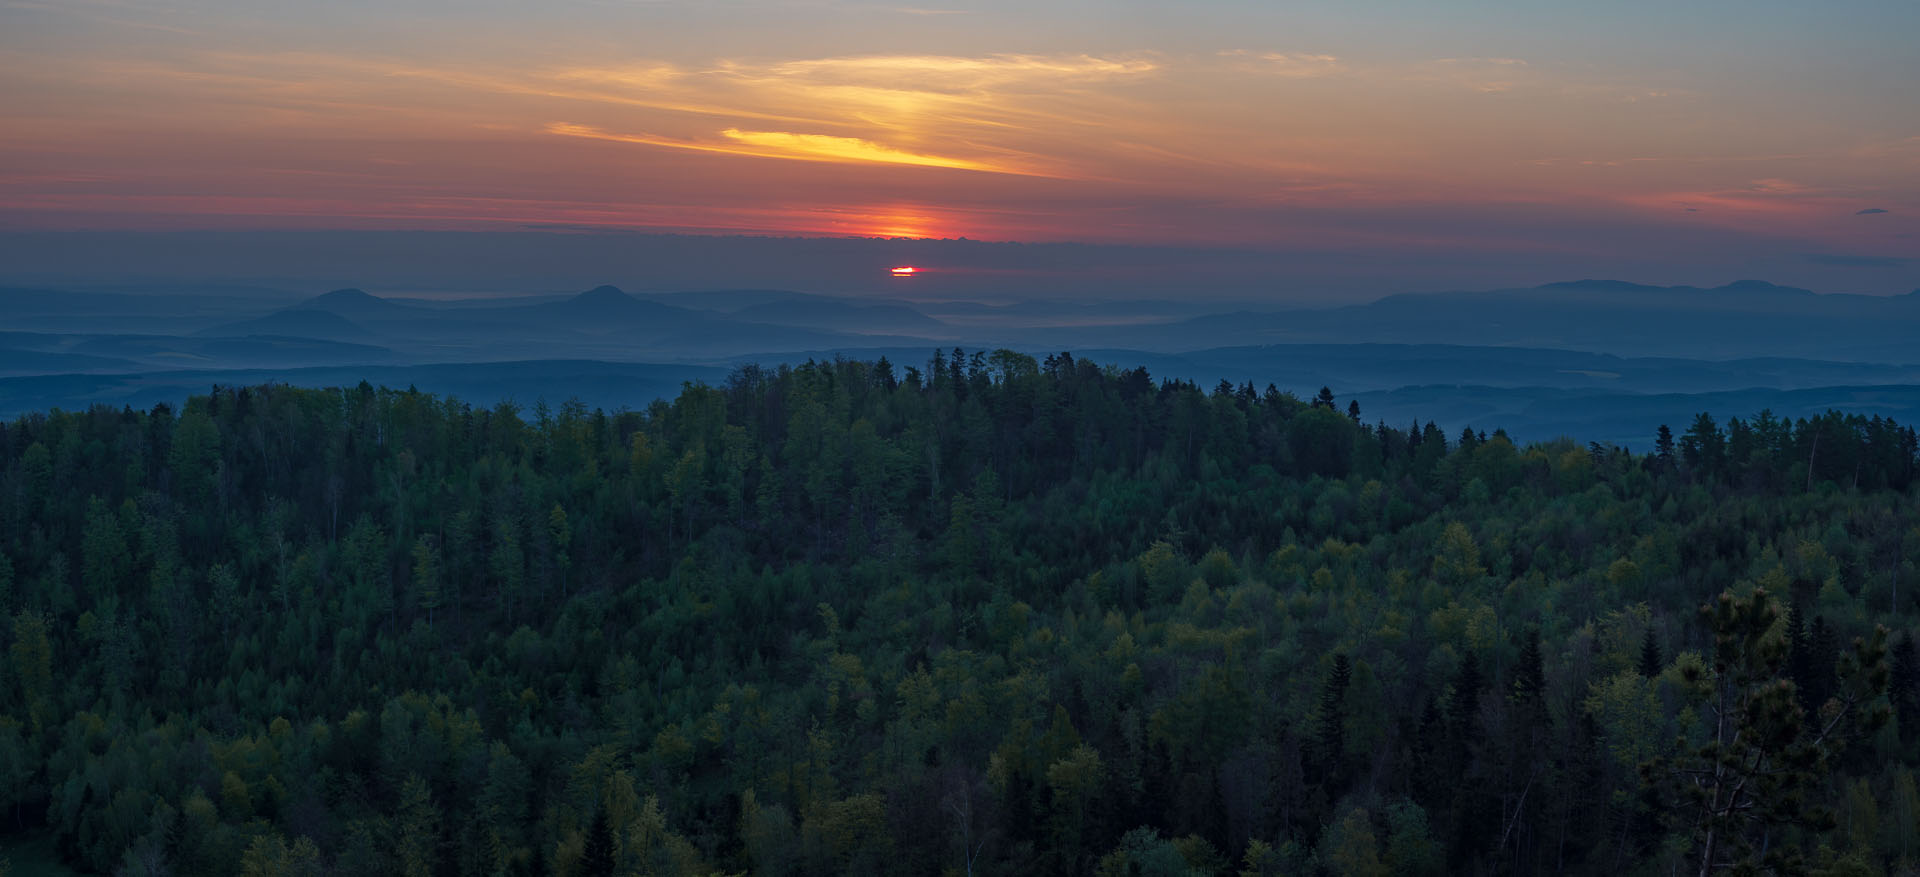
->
[0,349,1917,876]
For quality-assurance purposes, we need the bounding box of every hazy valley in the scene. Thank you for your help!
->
[5,279,1916,448]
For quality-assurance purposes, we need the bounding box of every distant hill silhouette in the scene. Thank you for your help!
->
[537,285,704,325]
[4,278,1919,407]
[298,288,410,318]
[1072,280,1920,360]
[224,284,939,356]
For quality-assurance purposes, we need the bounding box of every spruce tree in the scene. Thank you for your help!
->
[580,809,615,877]
[1639,625,1663,678]
[1892,632,1920,743]
[1801,615,1839,713]
[1449,651,1483,730]
[1316,654,1353,788]
[1511,629,1546,704]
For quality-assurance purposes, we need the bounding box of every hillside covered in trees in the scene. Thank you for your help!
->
[1,349,1917,876]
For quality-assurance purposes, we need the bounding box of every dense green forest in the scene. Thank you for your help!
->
[1,349,1917,876]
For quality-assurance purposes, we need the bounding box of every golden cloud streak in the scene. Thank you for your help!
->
[30,49,1160,173]
[545,122,1047,175]
[543,53,1159,138]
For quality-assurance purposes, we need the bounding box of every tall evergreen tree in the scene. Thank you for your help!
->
[1893,632,1920,744]
[1800,614,1840,713]
[1316,654,1353,788]
[411,535,441,627]
[1449,651,1483,730]
[1680,412,1727,478]
[1639,625,1664,679]
[396,774,440,877]
[1511,629,1546,705]
[580,809,616,877]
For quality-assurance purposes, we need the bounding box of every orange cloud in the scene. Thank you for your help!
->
[545,122,1044,175]
[4,21,1913,257]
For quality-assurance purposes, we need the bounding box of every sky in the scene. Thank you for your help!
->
[0,0,1915,298]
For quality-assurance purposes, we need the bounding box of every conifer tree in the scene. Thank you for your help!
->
[580,808,616,877]
[548,502,572,594]
[1648,588,1889,876]
[1511,629,1546,704]
[1638,625,1663,679]
[1317,654,1353,789]
[411,535,441,627]
[396,774,440,877]
[1892,632,1920,744]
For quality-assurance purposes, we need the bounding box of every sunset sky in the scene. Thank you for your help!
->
[1,0,1915,295]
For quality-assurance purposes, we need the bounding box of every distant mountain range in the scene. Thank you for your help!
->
[1050,280,1920,360]
[7,278,1917,362]
[2,278,1917,445]
[251,285,942,356]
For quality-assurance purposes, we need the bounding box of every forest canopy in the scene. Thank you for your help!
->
[0,349,1916,876]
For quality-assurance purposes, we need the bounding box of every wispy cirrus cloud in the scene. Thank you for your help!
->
[545,122,1046,175]
[752,53,1156,87]
[1434,57,1528,67]
[1746,178,1815,195]
[24,48,1157,178]
[1620,178,1902,229]
[541,52,1158,123]
[1648,179,1827,211]
[1217,50,1345,78]
[526,52,1158,176]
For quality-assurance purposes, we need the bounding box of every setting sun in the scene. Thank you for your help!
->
[890,266,918,276]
